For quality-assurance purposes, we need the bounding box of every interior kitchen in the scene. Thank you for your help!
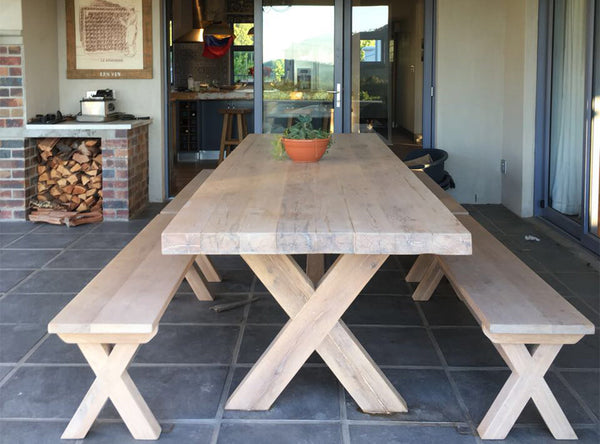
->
[167,0,255,194]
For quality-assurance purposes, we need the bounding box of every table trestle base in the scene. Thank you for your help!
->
[225,254,407,414]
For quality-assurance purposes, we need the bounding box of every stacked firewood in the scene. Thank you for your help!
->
[30,138,103,226]
[34,138,103,213]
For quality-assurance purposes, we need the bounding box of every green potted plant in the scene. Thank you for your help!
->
[273,115,332,163]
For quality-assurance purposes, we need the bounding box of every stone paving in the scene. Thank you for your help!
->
[0,204,598,443]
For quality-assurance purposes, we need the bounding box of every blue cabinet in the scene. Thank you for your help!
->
[176,100,254,154]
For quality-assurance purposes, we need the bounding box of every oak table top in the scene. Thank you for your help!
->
[161,133,472,256]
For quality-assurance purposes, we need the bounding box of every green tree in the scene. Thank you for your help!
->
[359,39,376,61]
[273,59,285,81]
[233,23,254,46]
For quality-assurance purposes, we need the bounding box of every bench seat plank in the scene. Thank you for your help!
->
[161,169,214,215]
[413,171,468,215]
[49,214,195,337]
[439,215,594,336]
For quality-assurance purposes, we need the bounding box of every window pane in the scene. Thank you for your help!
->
[233,51,254,83]
[233,23,254,46]
[262,3,335,134]
[548,0,587,217]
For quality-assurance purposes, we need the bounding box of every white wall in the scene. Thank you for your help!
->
[0,0,22,34]
[436,0,538,215]
[56,0,165,202]
[22,0,59,119]
[436,0,507,205]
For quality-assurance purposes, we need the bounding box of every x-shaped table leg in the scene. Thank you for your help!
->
[62,343,160,440]
[225,254,407,413]
[478,343,576,440]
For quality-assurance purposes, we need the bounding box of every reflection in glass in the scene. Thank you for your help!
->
[590,0,599,237]
[351,0,424,147]
[549,0,586,217]
[262,4,335,134]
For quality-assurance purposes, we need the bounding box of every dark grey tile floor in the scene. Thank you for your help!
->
[0,204,598,444]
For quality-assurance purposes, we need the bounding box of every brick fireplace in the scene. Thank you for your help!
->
[1,35,152,222]
[21,123,151,221]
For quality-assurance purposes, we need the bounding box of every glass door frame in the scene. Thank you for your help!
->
[253,0,436,145]
[534,0,599,254]
[253,0,345,134]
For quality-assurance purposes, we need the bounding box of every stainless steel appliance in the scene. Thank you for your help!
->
[77,89,119,122]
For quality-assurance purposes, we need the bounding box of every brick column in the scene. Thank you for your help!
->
[101,126,149,220]
[0,43,34,220]
[0,45,24,128]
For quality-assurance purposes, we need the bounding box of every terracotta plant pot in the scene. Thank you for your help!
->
[282,138,330,163]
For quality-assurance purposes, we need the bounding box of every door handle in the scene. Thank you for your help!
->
[326,83,342,108]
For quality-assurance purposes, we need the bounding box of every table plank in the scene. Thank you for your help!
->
[162,134,471,255]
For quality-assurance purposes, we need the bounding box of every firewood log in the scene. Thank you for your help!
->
[72,185,86,195]
[72,153,90,164]
[38,138,60,152]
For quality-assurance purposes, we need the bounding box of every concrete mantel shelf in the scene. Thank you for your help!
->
[25,119,152,136]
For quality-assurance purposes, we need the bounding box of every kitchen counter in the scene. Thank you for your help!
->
[170,89,254,101]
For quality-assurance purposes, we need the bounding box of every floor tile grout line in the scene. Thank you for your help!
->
[552,368,600,424]
[2,232,92,296]
[0,332,50,390]
[548,272,600,316]
[8,362,531,372]
[210,273,256,444]
[414,301,479,439]
[339,382,351,444]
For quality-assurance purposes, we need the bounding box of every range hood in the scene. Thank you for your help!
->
[175,0,210,43]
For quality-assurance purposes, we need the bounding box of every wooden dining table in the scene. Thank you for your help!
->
[161,133,472,414]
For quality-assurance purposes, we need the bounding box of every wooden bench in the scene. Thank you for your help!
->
[161,169,221,283]
[408,214,595,440]
[48,213,220,440]
[161,169,214,215]
[405,171,468,282]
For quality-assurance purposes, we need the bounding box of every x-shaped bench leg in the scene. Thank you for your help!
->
[225,254,407,414]
[478,343,576,440]
[195,255,221,282]
[185,261,214,301]
[411,257,444,301]
[405,254,435,282]
[62,343,160,440]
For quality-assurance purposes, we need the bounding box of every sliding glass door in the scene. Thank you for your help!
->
[253,0,433,143]
[259,1,340,135]
[539,0,599,253]
[350,0,425,148]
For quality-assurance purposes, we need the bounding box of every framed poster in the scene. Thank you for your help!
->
[66,0,152,79]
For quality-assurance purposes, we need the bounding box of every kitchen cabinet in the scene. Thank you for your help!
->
[174,99,253,160]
